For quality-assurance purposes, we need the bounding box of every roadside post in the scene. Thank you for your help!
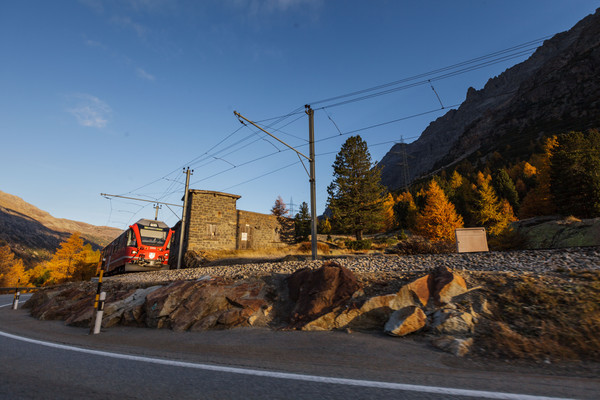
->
[12,278,20,310]
[89,268,104,334]
[93,292,106,335]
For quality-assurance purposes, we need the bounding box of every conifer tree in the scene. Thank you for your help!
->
[393,191,418,230]
[414,180,463,242]
[476,172,516,236]
[492,169,519,210]
[327,135,386,240]
[294,202,311,241]
[520,137,557,218]
[382,193,396,231]
[550,130,600,218]
[0,245,27,287]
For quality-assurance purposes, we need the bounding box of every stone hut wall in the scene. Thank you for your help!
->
[186,190,240,251]
[182,189,295,254]
[236,210,295,250]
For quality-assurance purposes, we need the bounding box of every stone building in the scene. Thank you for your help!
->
[171,190,294,261]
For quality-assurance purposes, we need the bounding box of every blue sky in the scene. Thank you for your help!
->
[1,0,598,229]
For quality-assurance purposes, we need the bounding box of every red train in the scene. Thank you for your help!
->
[101,219,173,275]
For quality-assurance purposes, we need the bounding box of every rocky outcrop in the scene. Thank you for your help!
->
[379,8,600,190]
[514,217,600,249]
[25,263,484,357]
[287,261,361,328]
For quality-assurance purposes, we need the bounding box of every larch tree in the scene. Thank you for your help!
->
[326,135,386,240]
[271,196,289,217]
[382,193,396,231]
[476,172,517,236]
[0,245,26,287]
[46,233,85,282]
[519,137,557,218]
[414,180,463,242]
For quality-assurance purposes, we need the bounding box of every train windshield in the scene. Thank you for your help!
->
[138,226,169,246]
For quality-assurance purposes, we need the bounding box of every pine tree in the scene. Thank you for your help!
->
[414,180,463,242]
[271,196,289,217]
[326,135,386,240]
[294,202,311,241]
[393,191,418,230]
[550,130,600,218]
[492,169,519,210]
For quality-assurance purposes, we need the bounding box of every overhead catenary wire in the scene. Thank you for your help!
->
[108,35,554,221]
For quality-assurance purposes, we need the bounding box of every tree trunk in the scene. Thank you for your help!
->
[355,230,363,241]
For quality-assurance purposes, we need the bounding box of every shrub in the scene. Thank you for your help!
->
[386,236,455,255]
[344,239,372,251]
[298,241,330,254]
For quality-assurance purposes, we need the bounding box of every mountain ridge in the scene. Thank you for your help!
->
[0,190,121,266]
[379,8,600,190]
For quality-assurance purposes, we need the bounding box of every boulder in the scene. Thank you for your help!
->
[302,283,424,331]
[102,285,163,328]
[430,309,476,335]
[431,336,474,357]
[288,261,361,328]
[428,265,468,305]
[145,279,270,331]
[384,306,427,336]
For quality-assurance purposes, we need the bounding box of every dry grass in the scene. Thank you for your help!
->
[474,270,600,361]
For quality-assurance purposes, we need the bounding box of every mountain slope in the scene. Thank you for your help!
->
[379,8,600,191]
[0,190,121,266]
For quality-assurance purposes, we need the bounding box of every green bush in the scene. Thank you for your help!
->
[344,239,372,250]
[386,236,455,255]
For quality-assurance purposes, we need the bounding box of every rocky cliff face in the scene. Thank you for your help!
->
[0,190,121,266]
[379,9,600,190]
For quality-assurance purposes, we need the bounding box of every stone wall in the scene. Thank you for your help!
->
[182,189,295,253]
[237,210,295,250]
[186,190,240,251]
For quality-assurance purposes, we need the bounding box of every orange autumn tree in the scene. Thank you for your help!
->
[519,136,558,218]
[45,233,100,283]
[0,245,27,287]
[476,172,517,236]
[414,180,463,242]
[381,193,396,231]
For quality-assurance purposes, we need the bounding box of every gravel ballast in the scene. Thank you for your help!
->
[107,246,600,286]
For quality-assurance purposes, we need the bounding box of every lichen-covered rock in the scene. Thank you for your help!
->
[384,306,427,336]
[431,336,474,357]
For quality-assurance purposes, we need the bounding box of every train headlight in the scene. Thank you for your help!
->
[132,250,138,255]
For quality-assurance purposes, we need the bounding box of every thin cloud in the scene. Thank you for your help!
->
[136,67,156,81]
[110,15,148,38]
[66,94,112,128]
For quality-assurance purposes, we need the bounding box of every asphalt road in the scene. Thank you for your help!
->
[1,294,598,399]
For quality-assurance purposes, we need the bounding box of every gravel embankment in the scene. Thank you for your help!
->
[107,246,600,286]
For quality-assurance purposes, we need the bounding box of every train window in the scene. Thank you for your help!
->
[127,230,137,247]
[139,226,169,246]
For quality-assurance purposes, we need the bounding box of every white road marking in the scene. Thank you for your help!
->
[0,329,575,400]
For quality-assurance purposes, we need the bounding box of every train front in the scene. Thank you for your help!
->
[130,219,173,271]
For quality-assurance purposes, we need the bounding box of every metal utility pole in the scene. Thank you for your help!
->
[177,167,193,270]
[234,109,318,260]
[153,204,162,220]
[306,105,317,261]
